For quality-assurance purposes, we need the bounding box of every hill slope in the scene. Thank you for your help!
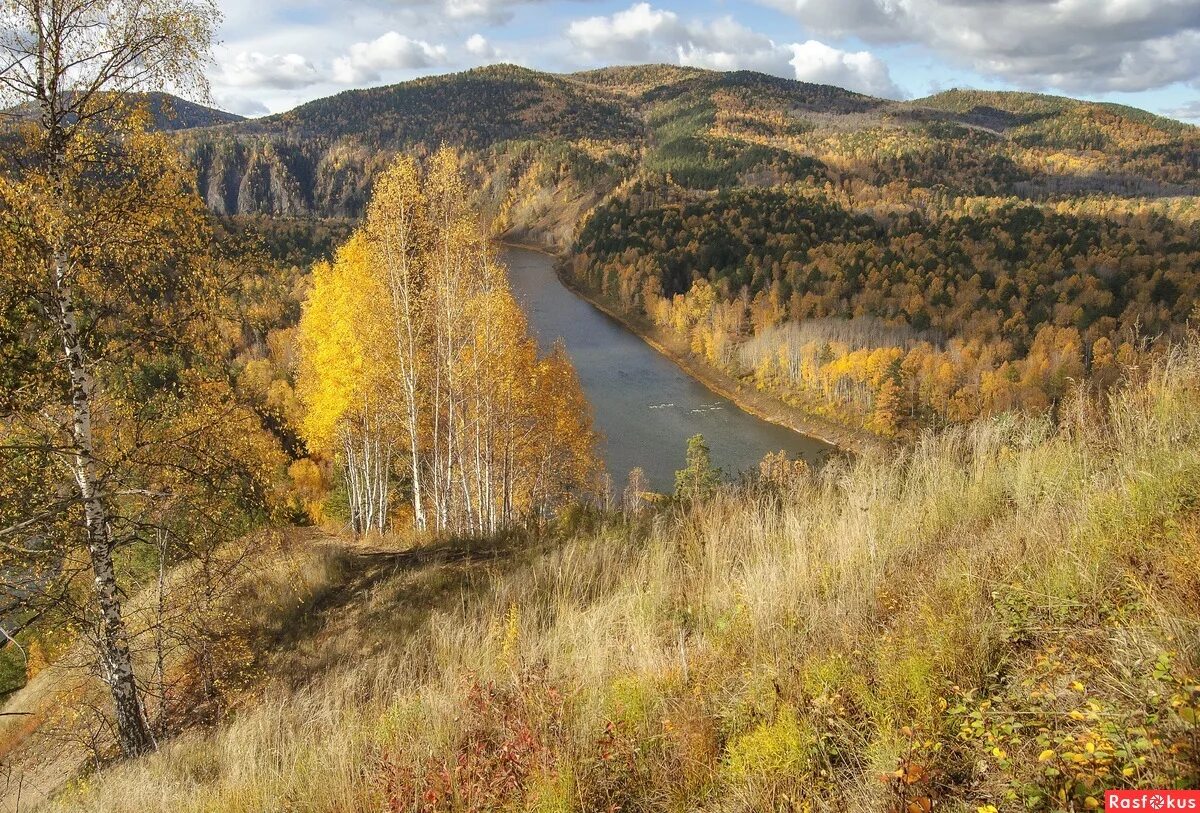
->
[171,64,1200,443]
[2,91,244,131]
[177,64,646,227]
[175,63,1199,226]
[10,342,1200,811]
[135,93,246,131]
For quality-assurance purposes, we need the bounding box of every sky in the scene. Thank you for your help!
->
[207,0,1200,123]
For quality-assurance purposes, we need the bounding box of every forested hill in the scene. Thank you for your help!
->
[174,63,1199,231]
[247,64,643,145]
[2,91,244,131]
[175,63,876,223]
[175,64,1200,438]
[135,93,247,131]
[177,64,646,228]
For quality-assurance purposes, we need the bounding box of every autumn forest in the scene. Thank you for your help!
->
[2,0,1200,811]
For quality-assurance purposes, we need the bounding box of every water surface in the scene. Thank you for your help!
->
[503,247,831,491]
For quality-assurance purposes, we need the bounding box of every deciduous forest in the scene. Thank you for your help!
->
[1,3,1199,811]
[296,151,597,535]
[162,58,1200,438]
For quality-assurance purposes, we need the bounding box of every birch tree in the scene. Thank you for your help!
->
[364,158,430,531]
[296,150,600,536]
[295,237,395,535]
[0,0,220,757]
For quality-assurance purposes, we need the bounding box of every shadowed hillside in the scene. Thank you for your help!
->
[2,92,243,132]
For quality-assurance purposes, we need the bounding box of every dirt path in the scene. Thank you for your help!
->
[0,529,529,811]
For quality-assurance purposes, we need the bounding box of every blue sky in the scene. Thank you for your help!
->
[208,0,1200,122]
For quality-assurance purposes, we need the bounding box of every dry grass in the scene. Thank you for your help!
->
[0,529,347,811]
[15,347,1200,811]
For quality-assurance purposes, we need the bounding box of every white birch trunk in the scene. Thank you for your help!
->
[56,249,156,757]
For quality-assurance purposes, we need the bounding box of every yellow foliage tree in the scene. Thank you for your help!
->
[296,149,599,535]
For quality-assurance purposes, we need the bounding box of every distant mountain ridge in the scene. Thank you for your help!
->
[2,91,244,131]
[135,92,247,131]
[169,63,1198,247]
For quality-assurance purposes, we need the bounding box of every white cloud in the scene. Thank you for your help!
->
[567,3,901,97]
[788,40,897,98]
[673,16,796,77]
[466,33,496,57]
[216,51,321,89]
[1166,100,1200,122]
[760,0,1200,93]
[213,93,271,117]
[567,3,680,59]
[444,0,519,21]
[332,32,449,84]
[378,0,574,24]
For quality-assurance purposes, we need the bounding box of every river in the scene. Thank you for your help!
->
[503,247,832,492]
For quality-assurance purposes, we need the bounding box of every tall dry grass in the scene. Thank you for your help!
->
[32,345,1200,811]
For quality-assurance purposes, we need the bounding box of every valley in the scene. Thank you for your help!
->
[167,63,1200,441]
[3,10,1200,807]
[504,246,831,490]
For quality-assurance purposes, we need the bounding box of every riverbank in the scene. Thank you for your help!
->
[560,277,885,456]
[503,241,883,456]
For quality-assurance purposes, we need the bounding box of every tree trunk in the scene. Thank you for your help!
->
[343,434,363,534]
[388,241,426,532]
[55,252,156,758]
[152,529,168,736]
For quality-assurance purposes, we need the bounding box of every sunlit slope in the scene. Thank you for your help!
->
[40,344,1200,812]
[174,63,1198,224]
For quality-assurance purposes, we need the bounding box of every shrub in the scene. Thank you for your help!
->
[724,704,814,783]
[378,670,565,813]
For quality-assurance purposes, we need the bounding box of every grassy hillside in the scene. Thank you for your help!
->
[15,341,1200,811]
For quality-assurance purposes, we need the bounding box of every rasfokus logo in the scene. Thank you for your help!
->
[1106,791,1200,810]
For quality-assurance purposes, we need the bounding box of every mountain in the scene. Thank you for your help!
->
[166,64,1200,439]
[174,64,1198,239]
[2,91,243,131]
[175,64,886,227]
[243,63,642,145]
[136,92,246,131]
[176,64,646,237]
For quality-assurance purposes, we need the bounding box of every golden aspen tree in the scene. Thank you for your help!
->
[296,236,394,534]
[296,150,598,536]
[870,377,904,436]
[529,342,602,513]
[425,150,473,530]
[364,157,431,531]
